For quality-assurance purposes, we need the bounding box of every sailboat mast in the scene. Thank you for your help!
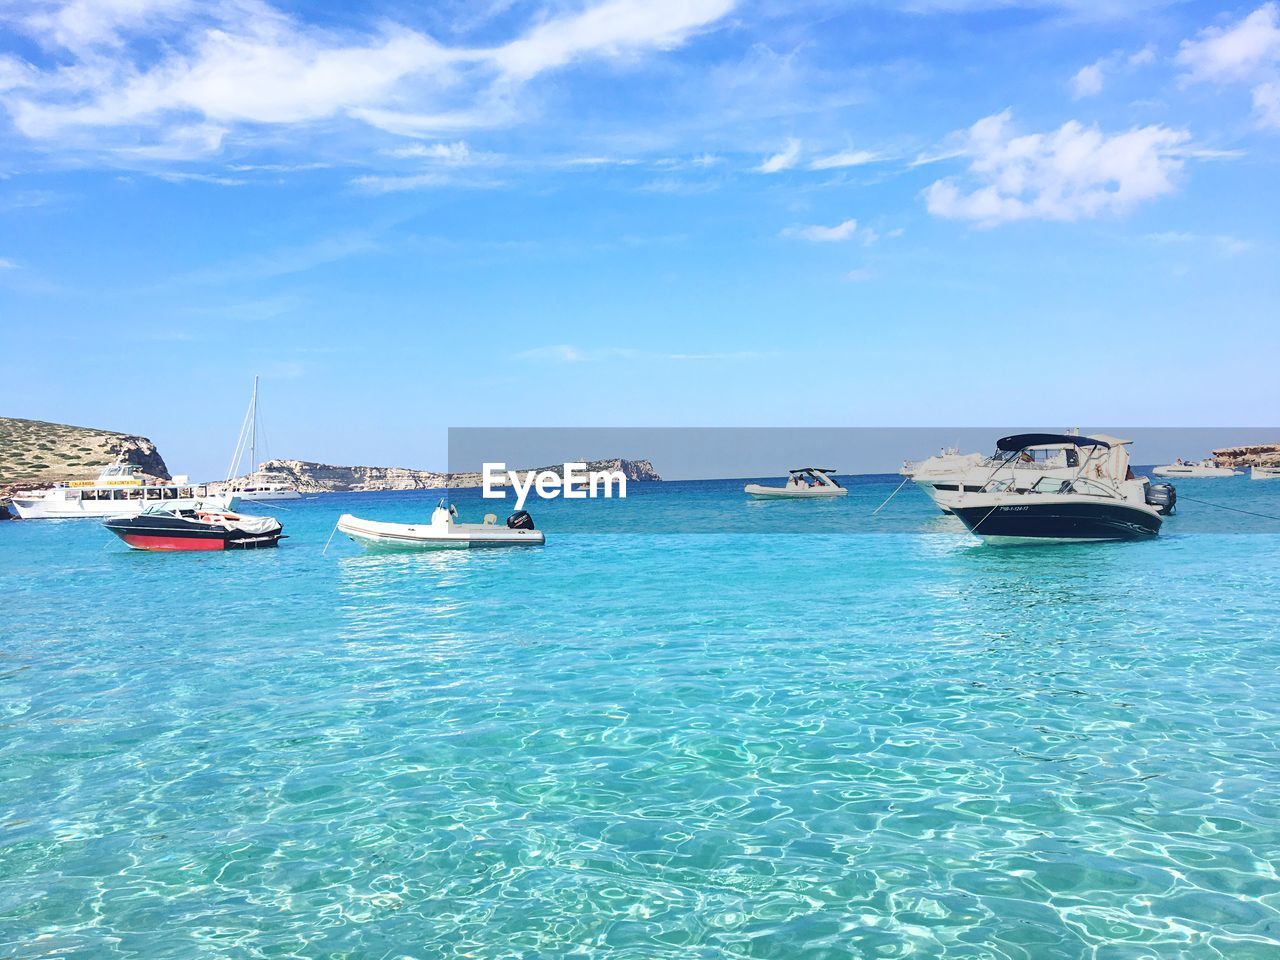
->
[250,375,259,477]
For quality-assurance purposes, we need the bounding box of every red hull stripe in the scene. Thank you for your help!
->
[122,534,225,551]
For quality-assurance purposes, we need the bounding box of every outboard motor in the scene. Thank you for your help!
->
[507,510,536,530]
[1145,482,1177,516]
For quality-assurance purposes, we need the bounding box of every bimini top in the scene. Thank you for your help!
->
[995,433,1111,452]
[789,467,838,474]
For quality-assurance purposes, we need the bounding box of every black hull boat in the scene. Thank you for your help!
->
[104,507,285,551]
[952,498,1162,543]
[950,433,1171,545]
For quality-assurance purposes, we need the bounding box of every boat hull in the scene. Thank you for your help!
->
[951,499,1162,543]
[234,489,303,501]
[1153,466,1237,478]
[10,494,235,520]
[104,514,284,551]
[337,514,545,550]
[1251,467,1280,481]
[744,484,846,499]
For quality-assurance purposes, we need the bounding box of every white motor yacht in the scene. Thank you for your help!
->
[1252,465,1280,481]
[745,467,847,499]
[1153,458,1239,478]
[907,436,1122,515]
[337,501,545,550]
[9,464,236,520]
[950,434,1174,544]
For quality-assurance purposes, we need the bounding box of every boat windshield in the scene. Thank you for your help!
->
[1029,476,1119,498]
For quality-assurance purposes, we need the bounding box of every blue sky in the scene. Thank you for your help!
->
[1,0,1277,478]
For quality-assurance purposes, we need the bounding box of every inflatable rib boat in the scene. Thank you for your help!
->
[745,467,847,499]
[337,501,545,550]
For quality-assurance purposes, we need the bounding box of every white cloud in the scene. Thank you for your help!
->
[781,218,860,242]
[1129,46,1156,66]
[809,148,880,170]
[0,0,738,158]
[24,0,196,52]
[492,0,735,79]
[1177,3,1280,84]
[924,110,1191,225]
[1255,80,1280,127]
[843,267,875,283]
[757,138,801,173]
[1070,45,1157,99]
[1178,4,1280,130]
[0,257,18,269]
[1070,62,1105,98]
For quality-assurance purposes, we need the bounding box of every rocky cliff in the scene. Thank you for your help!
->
[219,457,661,493]
[1211,443,1280,468]
[0,417,171,495]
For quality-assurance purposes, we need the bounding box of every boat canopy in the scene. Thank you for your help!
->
[996,433,1110,452]
[788,467,837,474]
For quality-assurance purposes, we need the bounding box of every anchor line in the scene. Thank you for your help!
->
[1176,495,1280,523]
[871,476,912,517]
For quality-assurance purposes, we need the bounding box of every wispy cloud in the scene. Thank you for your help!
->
[0,0,739,161]
[388,140,482,164]
[1146,231,1253,255]
[517,345,769,363]
[564,156,643,167]
[0,257,18,269]
[780,218,861,242]
[637,177,719,195]
[757,138,801,173]
[808,149,880,170]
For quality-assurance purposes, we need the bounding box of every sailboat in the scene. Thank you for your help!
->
[226,377,302,502]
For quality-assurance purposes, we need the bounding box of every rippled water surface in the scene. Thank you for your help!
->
[3,477,1279,958]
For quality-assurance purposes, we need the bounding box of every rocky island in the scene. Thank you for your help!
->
[0,417,170,496]
[1212,443,1280,469]
[217,458,661,494]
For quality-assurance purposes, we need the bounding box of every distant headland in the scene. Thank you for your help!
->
[214,458,662,494]
[0,416,660,503]
[1212,443,1280,469]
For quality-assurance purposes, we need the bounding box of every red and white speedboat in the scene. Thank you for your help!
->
[104,505,284,551]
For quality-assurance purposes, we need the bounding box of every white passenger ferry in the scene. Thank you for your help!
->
[9,464,237,520]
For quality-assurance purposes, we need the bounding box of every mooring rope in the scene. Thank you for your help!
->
[322,520,340,556]
[871,477,912,516]
[1176,494,1280,523]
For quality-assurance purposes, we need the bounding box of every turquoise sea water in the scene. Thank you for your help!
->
[3,476,1279,958]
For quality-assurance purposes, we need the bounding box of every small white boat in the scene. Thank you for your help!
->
[1252,465,1280,481]
[234,482,303,502]
[1153,459,1238,478]
[337,501,545,550]
[745,467,847,499]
